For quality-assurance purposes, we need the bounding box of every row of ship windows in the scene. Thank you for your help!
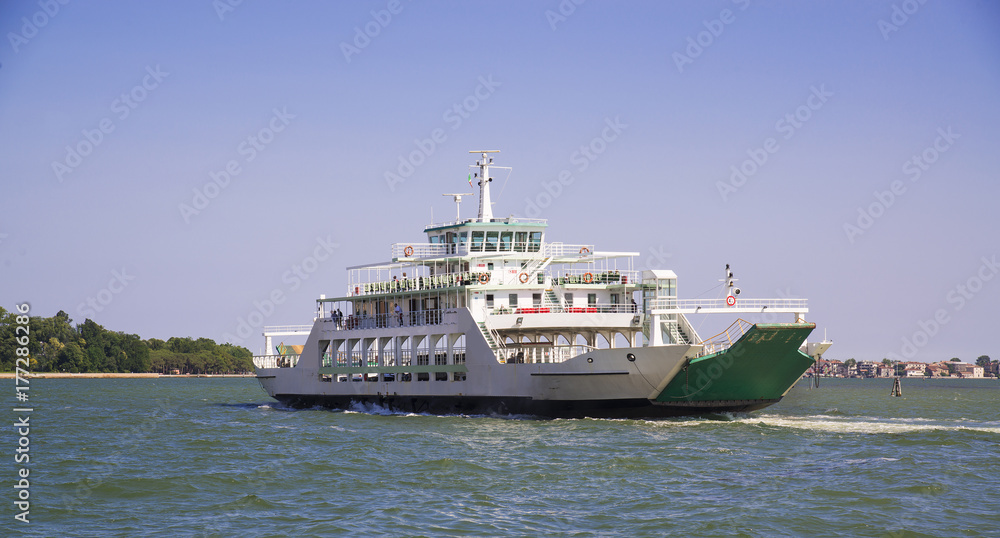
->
[323,373,467,383]
[429,231,543,252]
[486,293,614,307]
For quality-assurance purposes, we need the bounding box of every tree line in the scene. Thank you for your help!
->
[0,307,254,374]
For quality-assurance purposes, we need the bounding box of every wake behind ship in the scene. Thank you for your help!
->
[253,151,831,418]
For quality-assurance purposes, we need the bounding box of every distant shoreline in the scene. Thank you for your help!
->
[0,372,255,379]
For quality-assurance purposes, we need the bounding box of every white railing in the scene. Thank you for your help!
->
[262,325,313,335]
[253,354,300,369]
[648,297,808,312]
[320,309,452,331]
[543,243,595,258]
[498,344,597,364]
[557,269,640,285]
[392,243,453,259]
[487,304,637,315]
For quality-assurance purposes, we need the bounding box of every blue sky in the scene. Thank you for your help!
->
[1,0,998,362]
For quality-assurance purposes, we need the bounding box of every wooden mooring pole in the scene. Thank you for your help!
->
[890,377,902,397]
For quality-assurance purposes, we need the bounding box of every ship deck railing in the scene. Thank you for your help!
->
[496,344,598,364]
[253,354,300,369]
[487,304,638,315]
[697,318,754,356]
[647,297,808,314]
[320,308,453,331]
[390,241,601,260]
[556,269,640,286]
[345,268,642,297]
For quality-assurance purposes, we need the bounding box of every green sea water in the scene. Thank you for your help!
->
[3,377,999,537]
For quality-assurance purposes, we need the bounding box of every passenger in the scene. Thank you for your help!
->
[395,303,404,326]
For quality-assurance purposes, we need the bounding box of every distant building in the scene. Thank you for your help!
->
[857,361,879,378]
[947,362,984,378]
[926,363,950,377]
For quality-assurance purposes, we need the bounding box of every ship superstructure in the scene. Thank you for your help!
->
[253,151,829,418]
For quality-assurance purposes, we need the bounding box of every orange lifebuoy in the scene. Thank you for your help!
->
[579,247,590,255]
[583,272,593,283]
[519,272,530,283]
[479,273,489,284]
[404,245,414,257]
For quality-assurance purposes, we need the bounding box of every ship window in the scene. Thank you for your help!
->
[459,232,468,247]
[564,293,573,306]
[486,294,494,308]
[533,293,542,306]
[485,231,499,251]
[588,293,597,306]
[515,232,527,252]
[471,231,484,251]
[528,232,542,252]
[430,236,440,244]
[611,293,619,304]
[508,294,518,307]
[500,231,513,251]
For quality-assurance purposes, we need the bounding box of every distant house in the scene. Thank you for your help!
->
[877,365,895,378]
[857,361,879,378]
[947,362,984,378]
[926,363,950,377]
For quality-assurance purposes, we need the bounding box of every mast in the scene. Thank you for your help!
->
[470,150,500,221]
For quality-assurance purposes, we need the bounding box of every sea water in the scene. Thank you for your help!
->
[4,377,999,537]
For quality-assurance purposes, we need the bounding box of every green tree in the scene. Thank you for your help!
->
[950,357,961,362]
[57,342,88,373]
[976,355,991,368]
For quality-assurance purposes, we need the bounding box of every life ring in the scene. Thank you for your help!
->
[479,273,489,284]
[519,272,530,283]
[403,245,414,257]
[726,295,736,306]
[579,247,590,255]
[583,272,593,283]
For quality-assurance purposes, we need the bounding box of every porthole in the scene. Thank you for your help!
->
[626,353,636,362]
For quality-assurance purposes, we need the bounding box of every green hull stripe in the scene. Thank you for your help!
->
[656,323,816,403]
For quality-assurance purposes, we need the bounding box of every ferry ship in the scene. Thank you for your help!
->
[253,151,831,418]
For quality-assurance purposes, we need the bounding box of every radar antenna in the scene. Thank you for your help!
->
[442,193,474,222]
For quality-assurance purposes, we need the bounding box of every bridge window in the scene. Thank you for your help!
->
[528,232,542,252]
[500,231,513,251]
[485,231,499,251]
[471,231,484,251]
[515,232,527,252]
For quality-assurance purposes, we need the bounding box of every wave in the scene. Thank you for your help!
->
[739,415,1000,435]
